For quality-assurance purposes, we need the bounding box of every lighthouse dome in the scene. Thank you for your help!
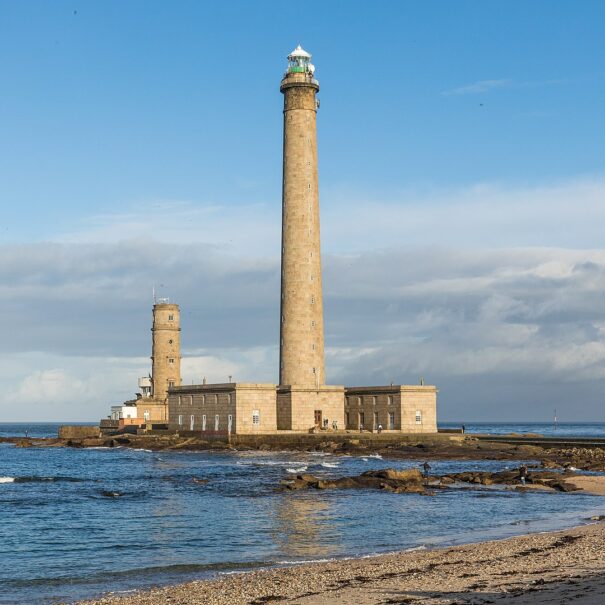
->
[288,45,311,60]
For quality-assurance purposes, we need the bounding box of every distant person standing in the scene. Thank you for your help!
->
[461,424,465,434]
[519,465,528,486]
[377,424,383,434]
[422,461,431,478]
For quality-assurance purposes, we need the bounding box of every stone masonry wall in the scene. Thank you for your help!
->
[345,386,437,433]
[168,383,277,435]
[151,303,181,402]
[279,73,326,387]
[277,385,345,432]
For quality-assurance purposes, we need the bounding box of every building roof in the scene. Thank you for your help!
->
[288,44,311,59]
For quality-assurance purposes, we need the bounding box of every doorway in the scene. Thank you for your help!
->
[314,410,322,427]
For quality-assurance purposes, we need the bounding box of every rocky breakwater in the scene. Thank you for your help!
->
[280,468,428,494]
[280,467,605,496]
[440,469,581,492]
[541,447,605,471]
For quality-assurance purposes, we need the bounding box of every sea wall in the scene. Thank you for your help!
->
[170,431,464,448]
[58,425,101,439]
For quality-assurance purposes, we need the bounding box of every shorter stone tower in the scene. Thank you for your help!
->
[151,301,181,402]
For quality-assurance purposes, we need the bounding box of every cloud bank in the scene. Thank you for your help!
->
[3,177,605,422]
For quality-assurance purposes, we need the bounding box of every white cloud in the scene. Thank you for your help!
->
[47,177,605,255]
[4,177,605,421]
[441,77,568,96]
[441,78,513,95]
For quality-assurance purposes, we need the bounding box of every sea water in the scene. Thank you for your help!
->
[1,423,604,605]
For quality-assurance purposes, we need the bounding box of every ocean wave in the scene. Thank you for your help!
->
[276,557,337,565]
[286,466,307,473]
[321,462,339,468]
[367,454,382,459]
[4,476,86,483]
[3,560,273,588]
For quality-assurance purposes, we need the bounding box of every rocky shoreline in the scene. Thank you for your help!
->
[75,522,605,605]
[279,466,605,495]
[4,432,605,471]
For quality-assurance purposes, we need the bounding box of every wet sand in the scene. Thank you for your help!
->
[78,522,605,605]
[566,475,605,495]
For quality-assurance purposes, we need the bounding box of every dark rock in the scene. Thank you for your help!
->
[101,491,123,498]
[281,468,426,494]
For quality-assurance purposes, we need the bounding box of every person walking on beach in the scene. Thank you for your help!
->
[519,464,528,486]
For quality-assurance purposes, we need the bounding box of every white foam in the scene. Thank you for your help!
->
[367,454,382,459]
[568,466,578,471]
[286,466,307,474]
[0,477,15,483]
[321,462,339,468]
[277,557,337,565]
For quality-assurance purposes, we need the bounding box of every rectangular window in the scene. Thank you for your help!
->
[178,414,183,426]
[178,395,182,405]
[169,358,174,364]
[416,410,422,424]
[214,394,219,405]
[387,395,393,406]
[201,395,205,405]
[252,410,260,425]
[168,314,174,321]
[190,395,193,405]
[374,411,379,428]
[214,414,219,431]
[345,412,350,427]
[202,414,207,431]
[359,411,365,428]
[372,396,377,406]
[389,412,395,430]
[227,393,232,405]
[169,381,175,388]
[190,415,195,431]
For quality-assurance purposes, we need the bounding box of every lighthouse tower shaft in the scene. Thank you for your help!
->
[279,61,325,387]
[151,302,181,401]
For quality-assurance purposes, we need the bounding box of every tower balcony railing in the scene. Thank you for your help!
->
[281,72,319,88]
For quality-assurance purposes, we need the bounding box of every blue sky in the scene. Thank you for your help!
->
[2,1,604,242]
[1,1,605,421]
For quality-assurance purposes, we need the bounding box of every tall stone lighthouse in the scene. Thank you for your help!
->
[277,46,344,430]
[279,45,325,388]
[151,301,181,402]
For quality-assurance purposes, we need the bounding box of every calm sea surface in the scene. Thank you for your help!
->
[1,422,604,605]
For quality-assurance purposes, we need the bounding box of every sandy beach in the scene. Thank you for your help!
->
[78,521,605,605]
